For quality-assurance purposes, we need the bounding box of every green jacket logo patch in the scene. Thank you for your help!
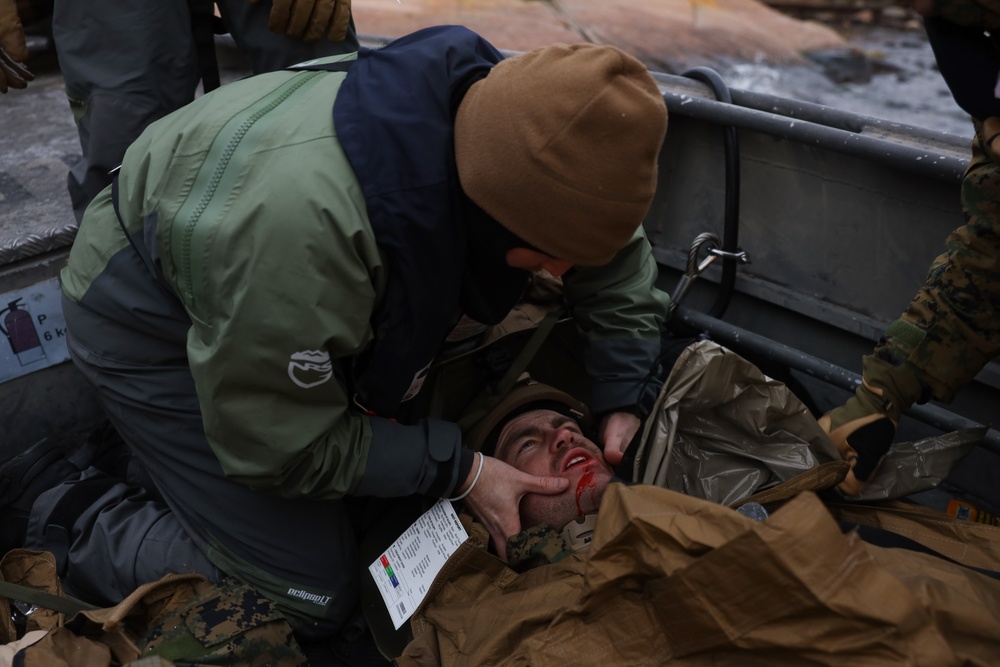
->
[288,350,333,389]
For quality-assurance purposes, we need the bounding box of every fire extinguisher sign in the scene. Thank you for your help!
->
[0,277,71,384]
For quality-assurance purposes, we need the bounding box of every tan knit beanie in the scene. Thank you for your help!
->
[455,42,668,266]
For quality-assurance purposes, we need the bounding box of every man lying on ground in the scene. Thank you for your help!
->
[393,374,1000,666]
[463,378,622,560]
[462,371,989,569]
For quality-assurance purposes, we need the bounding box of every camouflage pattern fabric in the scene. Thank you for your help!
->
[505,525,574,573]
[139,576,307,666]
[869,119,1000,405]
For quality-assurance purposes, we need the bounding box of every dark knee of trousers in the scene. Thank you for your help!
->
[26,469,221,606]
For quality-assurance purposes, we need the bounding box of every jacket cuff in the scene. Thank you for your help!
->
[354,417,465,498]
[586,337,662,416]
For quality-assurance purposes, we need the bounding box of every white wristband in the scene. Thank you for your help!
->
[449,452,484,502]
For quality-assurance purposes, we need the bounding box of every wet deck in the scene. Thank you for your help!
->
[0,48,78,262]
[0,39,260,264]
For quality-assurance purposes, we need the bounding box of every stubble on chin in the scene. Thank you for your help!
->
[521,471,612,532]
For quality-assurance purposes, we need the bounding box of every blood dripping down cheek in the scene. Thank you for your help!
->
[574,470,596,516]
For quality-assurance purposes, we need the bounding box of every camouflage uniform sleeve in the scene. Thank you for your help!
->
[505,525,575,572]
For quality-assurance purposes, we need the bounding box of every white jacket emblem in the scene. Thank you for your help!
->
[288,350,333,389]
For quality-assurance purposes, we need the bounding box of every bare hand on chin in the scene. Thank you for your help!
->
[459,454,569,562]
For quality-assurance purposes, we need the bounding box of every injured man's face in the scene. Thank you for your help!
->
[493,408,615,531]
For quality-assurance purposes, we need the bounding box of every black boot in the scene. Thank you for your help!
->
[0,437,84,554]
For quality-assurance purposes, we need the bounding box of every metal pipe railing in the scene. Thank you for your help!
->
[673,306,1000,456]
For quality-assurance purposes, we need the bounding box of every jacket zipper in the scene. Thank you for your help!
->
[175,71,322,316]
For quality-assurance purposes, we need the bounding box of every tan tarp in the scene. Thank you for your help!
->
[634,340,980,504]
[827,499,1000,570]
[0,550,63,643]
[398,484,1000,666]
[0,549,205,666]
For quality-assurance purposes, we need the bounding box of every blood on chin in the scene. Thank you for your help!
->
[520,470,610,531]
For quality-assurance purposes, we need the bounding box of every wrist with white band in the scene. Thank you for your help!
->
[449,452,484,502]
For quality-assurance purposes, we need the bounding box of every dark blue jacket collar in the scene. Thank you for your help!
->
[333,26,505,416]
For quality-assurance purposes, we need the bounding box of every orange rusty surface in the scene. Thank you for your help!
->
[353,0,846,69]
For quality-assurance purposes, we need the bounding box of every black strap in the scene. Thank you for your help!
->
[111,173,153,276]
[454,312,562,432]
[0,580,99,616]
[43,475,121,576]
[188,0,221,93]
[111,173,179,299]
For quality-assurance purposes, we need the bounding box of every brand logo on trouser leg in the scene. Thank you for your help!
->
[286,587,332,606]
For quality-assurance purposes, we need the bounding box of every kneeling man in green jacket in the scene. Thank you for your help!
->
[7,24,670,648]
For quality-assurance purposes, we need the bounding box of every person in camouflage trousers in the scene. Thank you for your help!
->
[820,0,1000,495]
